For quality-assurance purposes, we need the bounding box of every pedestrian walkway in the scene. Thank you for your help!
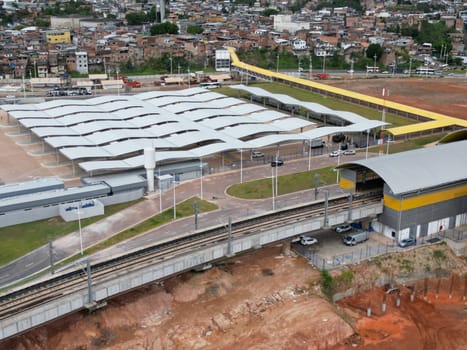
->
[0,153,349,288]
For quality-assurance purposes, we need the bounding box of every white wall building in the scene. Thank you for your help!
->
[273,15,310,35]
[215,49,230,72]
[76,52,89,75]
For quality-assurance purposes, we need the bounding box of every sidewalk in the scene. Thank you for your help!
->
[0,154,347,287]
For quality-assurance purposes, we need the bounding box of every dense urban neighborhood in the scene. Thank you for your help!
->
[0,0,466,83]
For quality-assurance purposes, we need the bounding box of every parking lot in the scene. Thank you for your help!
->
[291,227,397,269]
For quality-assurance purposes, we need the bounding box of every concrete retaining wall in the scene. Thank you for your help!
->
[0,202,383,341]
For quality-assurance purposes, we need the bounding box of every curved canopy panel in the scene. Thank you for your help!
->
[229,84,389,128]
[437,129,467,144]
[337,140,467,195]
[2,86,390,175]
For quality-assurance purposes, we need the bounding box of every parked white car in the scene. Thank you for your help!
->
[329,150,340,157]
[251,151,264,158]
[342,149,356,155]
[335,224,352,233]
[300,236,318,246]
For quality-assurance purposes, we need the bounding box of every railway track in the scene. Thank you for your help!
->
[0,191,381,320]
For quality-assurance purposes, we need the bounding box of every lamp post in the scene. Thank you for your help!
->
[308,139,312,171]
[408,58,412,77]
[309,54,313,77]
[298,56,301,73]
[275,153,279,201]
[77,203,83,255]
[169,56,173,75]
[276,54,279,73]
[336,144,341,184]
[200,158,203,199]
[380,88,387,156]
[172,175,177,220]
[271,166,275,210]
[116,67,120,96]
[350,59,354,79]
[322,54,326,73]
[158,168,162,213]
[373,54,377,72]
[177,64,180,86]
[240,148,243,183]
[365,130,370,159]
[188,67,191,88]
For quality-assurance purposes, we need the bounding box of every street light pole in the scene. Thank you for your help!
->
[336,144,341,184]
[275,153,279,201]
[276,54,279,73]
[365,130,370,159]
[116,67,120,96]
[172,175,176,220]
[408,58,412,77]
[188,67,191,88]
[308,139,312,171]
[200,158,203,199]
[322,54,326,73]
[240,148,243,183]
[177,64,180,86]
[169,56,173,75]
[271,166,275,210]
[77,203,83,255]
[309,54,312,77]
[374,54,377,71]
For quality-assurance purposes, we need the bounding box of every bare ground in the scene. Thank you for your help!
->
[2,243,466,350]
[322,77,467,120]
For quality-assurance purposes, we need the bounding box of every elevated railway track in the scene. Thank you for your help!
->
[0,191,381,328]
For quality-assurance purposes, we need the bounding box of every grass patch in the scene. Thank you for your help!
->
[222,82,414,128]
[57,197,217,266]
[0,199,143,266]
[367,133,447,154]
[226,167,335,199]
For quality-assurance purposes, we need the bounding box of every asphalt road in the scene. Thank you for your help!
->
[0,151,366,288]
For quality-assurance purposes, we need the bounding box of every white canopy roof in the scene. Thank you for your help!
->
[2,86,388,174]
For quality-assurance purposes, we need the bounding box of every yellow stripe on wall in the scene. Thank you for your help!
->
[339,177,355,191]
[384,185,467,211]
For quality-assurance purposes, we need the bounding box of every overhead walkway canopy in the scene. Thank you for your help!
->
[227,47,467,137]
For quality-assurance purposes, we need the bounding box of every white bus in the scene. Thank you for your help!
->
[415,67,436,75]
[199,82,221,88]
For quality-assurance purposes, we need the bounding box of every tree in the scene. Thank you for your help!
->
[126,12,147,25]
[147,6,157,22]
[187,25,203,35]
[150,22,178,35]
[261,8,279,17]
[366,43,383,61]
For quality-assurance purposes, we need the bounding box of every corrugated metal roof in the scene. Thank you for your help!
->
[339,140,467,195]
[386,120,455,136]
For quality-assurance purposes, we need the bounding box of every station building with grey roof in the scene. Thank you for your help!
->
[337,140,467,242]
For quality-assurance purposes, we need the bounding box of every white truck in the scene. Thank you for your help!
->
[342,230,369,246]
[310,138,325,148]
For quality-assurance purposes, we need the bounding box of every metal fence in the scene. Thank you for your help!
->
[296,243,400,270]
[295,227,467,271]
